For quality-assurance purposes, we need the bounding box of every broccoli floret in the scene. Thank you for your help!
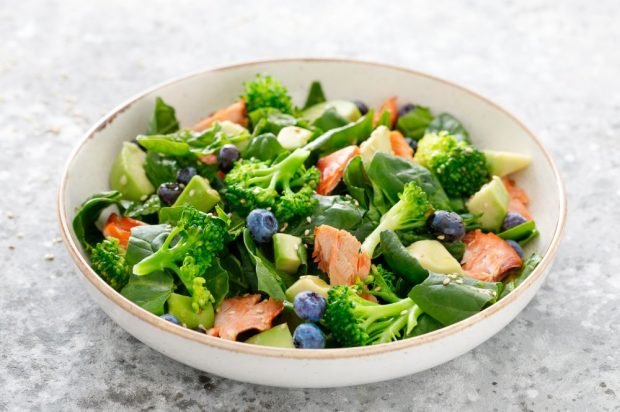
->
[360,181,433,257]
[243,74,293,114]
[132,206,228,295]
[224,148,319,222]
[191,277,214,313]
[324,285,423,347]
[414,131,489,198]
[90,238,130,291]
[362,265,400,303]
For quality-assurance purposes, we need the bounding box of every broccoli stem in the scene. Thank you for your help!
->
[132,226,184,276]
[356,297,416,328]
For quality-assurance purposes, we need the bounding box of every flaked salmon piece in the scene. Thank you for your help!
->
[316,146,360,195]
[461,230,522,282]
[373,96,398,128]
[390,130,414,159]
[210,294,283,341]
[502,177,532,220]
[192,100,248,132]
[313,225,371,285]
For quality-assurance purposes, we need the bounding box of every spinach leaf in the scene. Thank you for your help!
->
[244,133,286,161]
[396,106,433,140]
[498,220,537,242]
[443,240,465,262]
[366,152,452,211]
[286,195,365,241]
[205,259,230,307]
[380,230,428,284]
[144,151,181,187]
[375,110,392,128]
[313,108,348,132]
[72,191,122,249]
[304,111,373,155]
[343,155,372,209]
[219,250,250,296]
[406,314,444,337]
[121,194,162,222]
[249,108,299,135]
[121,271,174,315]
[303,81,326,109]
[125,224,170,266]
[147,97,179,135]
[243,229,292,300]
[409,272,501,326]
[500,254,542,299]
[138,132,192,156]
[426,113,471,143]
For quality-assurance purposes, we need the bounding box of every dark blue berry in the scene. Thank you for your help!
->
[502,212,527,231]
[428,211,465,242]
[353,100,369,116]
[398,103,416,118]
[247,209,278,243]
[218,144,241,172]
[293,323,325,349]
[293,291,326,322]
[404,137,418,152]
[506,240,524,258]
[158,182,183,206]
[160,313,180,325]
[176,167,197,185]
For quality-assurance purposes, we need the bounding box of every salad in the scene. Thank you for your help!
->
[73,74,542,349]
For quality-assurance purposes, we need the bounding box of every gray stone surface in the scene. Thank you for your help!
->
[1,0,618,410]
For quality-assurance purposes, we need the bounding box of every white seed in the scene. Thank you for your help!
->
[442,278,450,285]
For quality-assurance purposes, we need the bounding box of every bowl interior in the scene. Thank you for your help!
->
[60,60,564,360]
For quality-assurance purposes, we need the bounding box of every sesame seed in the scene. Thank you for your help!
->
[437,235,445,240]
[240,199,246,204]
[442,278,450,285]
[266,207,272,211]
[304,229,310,236]
[140,194,147,201]
[279,222,289,232]
[306,216,312,223]
[456,279,463,284]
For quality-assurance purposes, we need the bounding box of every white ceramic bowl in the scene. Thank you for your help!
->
[58,59,566,388]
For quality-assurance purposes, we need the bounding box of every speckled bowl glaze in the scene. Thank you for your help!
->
[58,59,566,388]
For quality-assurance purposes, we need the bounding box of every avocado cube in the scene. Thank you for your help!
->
[245,323,295,348]
[167,293,214,330]
[406,240,463,275]
[109,142,155,201]
[285,275,331,301]
[466,176,510,232]
[484,150,532,177]
[172,175,220,212]
[273,233,306,274]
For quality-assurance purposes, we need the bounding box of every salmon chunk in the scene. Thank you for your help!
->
[192,100,248,131]
[462,230,522,282]
[502,177,532,220]
[209,294,283,341]
[316,145,360,195]
[313,225,371,285]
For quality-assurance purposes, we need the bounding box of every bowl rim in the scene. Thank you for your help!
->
[57,57,567,359]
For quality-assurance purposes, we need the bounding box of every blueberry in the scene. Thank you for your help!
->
[293,291,326,321]
[404,137,418,152]
[247,209,278,243]
[293,323,325,349]
[158,182,184,206]
[398,103,416,118]
[176,167,197,185]
[353,100,369,116]
[218,144,241,172]
[428,210,465,242]
[160,313,180,325]
[502,212,527,231]
[506,240,524,258]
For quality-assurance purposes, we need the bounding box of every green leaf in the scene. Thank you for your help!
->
[121,271,174,315]
[498,220,537,242]
[500,254,542,299]
[121,194,162,222]
[442,240,466,262]
[396,106,434,140]
[304,111,374,155]
[125,224,170,266]
[249,108,299,135]
[366,152,452,211]
[243,229,289,300]
[205,259,230,307]
[72,191,122,249]
[426,113,471,143]
[219,250,249,296]
[286,195,365,242]
[406,314,444,337]
[244,133,286,161]
[303,81,327,109]
[147,97,179,136]
[409,272,501,326]
[380,230,428,285]
[144,151,181,187]
[375,110,391,128]
[313,107,349,132]
[342,156,371,209]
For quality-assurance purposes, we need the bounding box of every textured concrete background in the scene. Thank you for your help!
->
[1,0,619,410]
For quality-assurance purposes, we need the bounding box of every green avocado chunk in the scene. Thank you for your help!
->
[483,150,531,177]
[245,323,295,348]
[109,142,155,201]
[172,175,220,212]
[273,233,306,274]
[302,100,361,123]
[285,276,331,301]
[466,176,509,232]
[167,293,214,330]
